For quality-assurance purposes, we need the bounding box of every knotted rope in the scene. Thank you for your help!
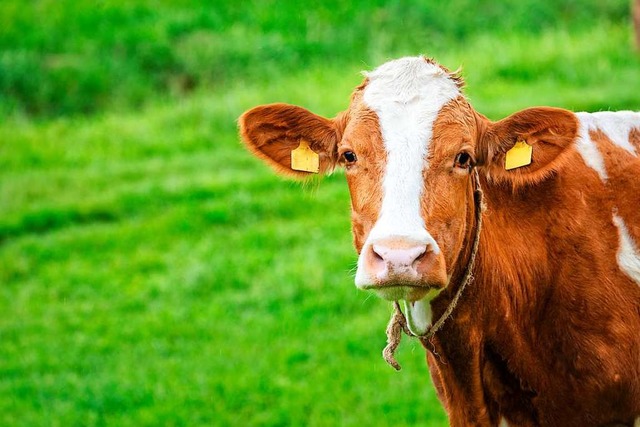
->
[383,169,484,370]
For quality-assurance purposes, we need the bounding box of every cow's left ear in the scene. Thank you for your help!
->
[239,103,344,179]
[477,107,579,185]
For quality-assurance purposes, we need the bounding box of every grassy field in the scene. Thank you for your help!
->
[1,1,640,426]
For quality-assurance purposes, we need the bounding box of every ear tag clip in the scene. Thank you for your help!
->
[291,139,319,173]
[505,140,532,170]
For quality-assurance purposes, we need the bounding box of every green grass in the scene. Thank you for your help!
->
[1,1,640,426]
[0,0,632,118]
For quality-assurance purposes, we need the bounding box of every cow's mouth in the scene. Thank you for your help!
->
[362,282,437,301]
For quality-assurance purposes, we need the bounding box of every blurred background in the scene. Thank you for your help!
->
[1,1,639,425]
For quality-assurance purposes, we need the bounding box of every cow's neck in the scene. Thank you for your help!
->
[423,174,564,420]
[474,176,558,323]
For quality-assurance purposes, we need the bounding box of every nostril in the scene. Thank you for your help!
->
[412,248,427,269]
[369,245,386,273]
[371,245,384,262]
[367,245,388,280]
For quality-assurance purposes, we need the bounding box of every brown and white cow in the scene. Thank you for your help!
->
[239,56,640,426]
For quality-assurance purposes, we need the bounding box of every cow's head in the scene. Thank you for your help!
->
[239,56,577,334]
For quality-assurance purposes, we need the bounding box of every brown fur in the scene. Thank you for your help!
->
[429,151,640,425]
[340,91,388,253]
[630,128,640,154]
[238,62,640,426]
[591,129,640,244]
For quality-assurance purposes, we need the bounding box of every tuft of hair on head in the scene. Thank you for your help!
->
[422,56,465,89]
[449,67,465,89]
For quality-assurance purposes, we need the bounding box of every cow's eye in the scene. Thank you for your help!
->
[454,152,474,170]
[342,151,357,164]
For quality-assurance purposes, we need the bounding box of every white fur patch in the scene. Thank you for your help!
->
[355,57,460,286]
[402,288,441,336]
[499,418,509,427]
[612,213,640,285]
[588,111,640,155]
[575,111,640,181]
[575,112,609,181]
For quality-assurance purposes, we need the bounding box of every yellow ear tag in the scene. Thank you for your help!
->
[505,141,533,170]
[291,139,319,173]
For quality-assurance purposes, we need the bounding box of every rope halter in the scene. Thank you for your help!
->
[382,168,484,370]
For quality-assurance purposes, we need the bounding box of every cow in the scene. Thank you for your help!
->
[238,56,640,426]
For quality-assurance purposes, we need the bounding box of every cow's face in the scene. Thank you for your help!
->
[339,58,477,303]
[240,56,577,333]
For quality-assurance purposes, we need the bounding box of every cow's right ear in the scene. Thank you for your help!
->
[239,103,343,178]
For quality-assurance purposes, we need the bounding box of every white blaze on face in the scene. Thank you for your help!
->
[612,213,640,285]
[353,57,461,325]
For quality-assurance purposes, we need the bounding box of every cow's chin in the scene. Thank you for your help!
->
[370,284,434,302]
